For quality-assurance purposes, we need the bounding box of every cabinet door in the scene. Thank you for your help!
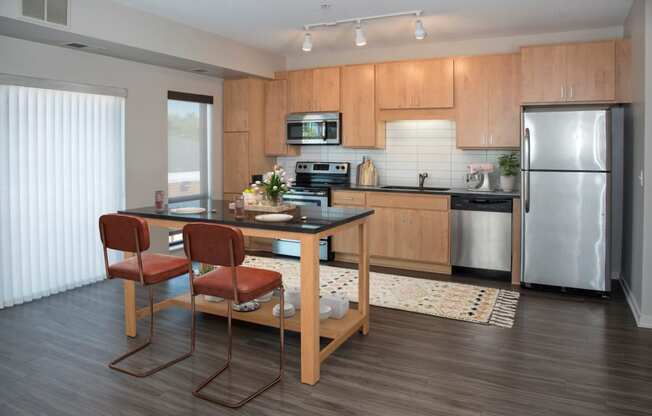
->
[223,132,250,193]
[376,59,454,109]
[224,78,249,132]
[418,210,450,264]
[412,58,454,108]
[342,64,376,148]
[264,79,297,156]
[313,67,340,111]
[454,56,488,148]
[565,41,616,102]
[521,45,567,103]
[287,70,313,113]
[368,207,393,258]
[487,54,521,148]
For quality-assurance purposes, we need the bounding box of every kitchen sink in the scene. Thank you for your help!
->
[380,186,450,192]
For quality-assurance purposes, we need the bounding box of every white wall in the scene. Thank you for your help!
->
[0,0,285,78]
[286,26,623,69]
[0,35,224,238]
[622,0,652,328]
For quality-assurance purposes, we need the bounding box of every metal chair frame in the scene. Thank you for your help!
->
[185,232,285,409]
[100,222,193,378]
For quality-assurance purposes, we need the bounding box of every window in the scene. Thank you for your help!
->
[0,82,125,308]
[167,91,212,202]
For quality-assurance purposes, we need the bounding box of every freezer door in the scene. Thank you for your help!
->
[524,109,609,171]
[522,171,608,291]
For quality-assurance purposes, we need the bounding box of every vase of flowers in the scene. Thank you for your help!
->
[252,165,292,207]
[497,153,520,192]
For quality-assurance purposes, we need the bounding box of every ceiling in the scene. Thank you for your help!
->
[110,0,633,56]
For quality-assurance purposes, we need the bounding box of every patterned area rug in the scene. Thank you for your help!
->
[243,256,520,328]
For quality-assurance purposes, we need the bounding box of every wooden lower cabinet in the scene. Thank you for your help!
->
[333,191,451,273]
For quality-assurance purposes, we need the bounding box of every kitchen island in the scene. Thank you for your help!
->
[118,199,374,385]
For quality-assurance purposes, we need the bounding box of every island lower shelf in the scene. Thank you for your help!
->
[138,293,365,341]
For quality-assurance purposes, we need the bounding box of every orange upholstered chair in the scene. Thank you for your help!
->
[183,222,285,408]
[99,214,193,377]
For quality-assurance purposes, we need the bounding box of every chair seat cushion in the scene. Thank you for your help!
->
[193,266,282,303]
[108,253,189,285]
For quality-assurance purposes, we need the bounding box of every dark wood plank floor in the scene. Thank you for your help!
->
[1,262,651,416]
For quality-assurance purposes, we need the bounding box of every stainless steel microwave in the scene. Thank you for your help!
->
[286,112,341,145]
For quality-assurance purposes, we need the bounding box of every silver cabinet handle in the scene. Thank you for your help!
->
[569,86,574,99]
[489,135,494,145]
[561,85,565,100]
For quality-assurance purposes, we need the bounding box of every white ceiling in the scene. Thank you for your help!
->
[110,0,633,57]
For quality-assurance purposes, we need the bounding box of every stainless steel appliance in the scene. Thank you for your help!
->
[451,195,513,272]
[521,107,611,292]
[272,161,351,260]
[286,112,341,145]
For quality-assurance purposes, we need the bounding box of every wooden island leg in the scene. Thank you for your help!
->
[123,252,137,338]
[300,234,320,385]
[358,220,370,335]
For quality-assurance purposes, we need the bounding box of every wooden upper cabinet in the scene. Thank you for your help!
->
[454,56,488,148]
[455,54,520,149]
[341,64,377,148]
[223,132,250,193]
[313,67,341,111]
[376,58,454,109]
[264,79,298,156]
[521,41,617,103]
[521,44,567,103]
[616,39,632,103]
[288,69,313,113]
[565,41,615,102]
[486,54,521,148]
[224,78,249,132]
[288,67,340,113]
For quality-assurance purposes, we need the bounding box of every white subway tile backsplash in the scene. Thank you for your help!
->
[276,120,519,189]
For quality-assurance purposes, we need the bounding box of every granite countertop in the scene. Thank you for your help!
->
[334,185,521,198]
[119,199,374,234]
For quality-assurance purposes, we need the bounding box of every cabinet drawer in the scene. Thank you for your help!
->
[332,191,366,206]
[366,192,449,211]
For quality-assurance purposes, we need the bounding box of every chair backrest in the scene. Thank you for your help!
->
[99,214,150,253]
[182,223,245,267]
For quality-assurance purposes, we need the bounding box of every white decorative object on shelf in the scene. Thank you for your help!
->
[320,304,332,321]
[255,291,273,303]
[284,288,301,310]
[320,295,349,319]
[204,295,224,303]
[273,303,296,318]
[232,301,260,312]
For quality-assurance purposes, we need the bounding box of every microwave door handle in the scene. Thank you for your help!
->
[320,122,327,141]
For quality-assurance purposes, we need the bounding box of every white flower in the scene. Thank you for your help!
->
[273,185,278,191]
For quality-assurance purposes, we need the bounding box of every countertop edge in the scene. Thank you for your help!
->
[332,185,520,198]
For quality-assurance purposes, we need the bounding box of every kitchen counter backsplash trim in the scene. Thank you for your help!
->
[276,120,520,191]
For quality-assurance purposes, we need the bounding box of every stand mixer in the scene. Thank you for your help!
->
[465,163,494,192]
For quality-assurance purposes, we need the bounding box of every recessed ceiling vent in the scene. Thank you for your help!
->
[22,0,69,27]
[64,42,88,49]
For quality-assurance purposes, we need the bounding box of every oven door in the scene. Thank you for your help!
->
[271,193,330,261]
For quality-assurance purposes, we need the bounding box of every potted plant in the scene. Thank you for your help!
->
[252,165,292,206]
[497,153,520,192]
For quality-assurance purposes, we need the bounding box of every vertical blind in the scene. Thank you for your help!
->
[0,85,125,308]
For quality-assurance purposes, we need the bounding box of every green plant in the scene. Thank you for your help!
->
[498,153,520,176]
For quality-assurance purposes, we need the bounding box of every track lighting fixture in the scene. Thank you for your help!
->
[301,9,426,52]
[302,31,313,52]
[355,22,367,47]
[415,19,427,40]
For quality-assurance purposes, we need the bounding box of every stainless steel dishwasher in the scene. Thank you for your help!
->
[451,195,513,272]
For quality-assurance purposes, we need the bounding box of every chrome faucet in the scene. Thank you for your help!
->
[418,172,429,188]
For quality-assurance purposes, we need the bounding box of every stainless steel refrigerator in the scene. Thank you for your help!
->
[521,107,611,292]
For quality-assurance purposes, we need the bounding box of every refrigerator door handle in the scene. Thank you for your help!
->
[524,128,531,213]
